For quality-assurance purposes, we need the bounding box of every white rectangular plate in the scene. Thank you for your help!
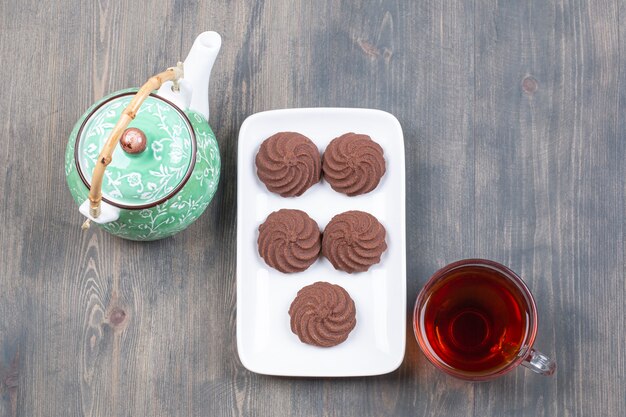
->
[236,108,406,377]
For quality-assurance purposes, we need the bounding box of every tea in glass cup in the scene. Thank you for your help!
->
[413,259,556,381]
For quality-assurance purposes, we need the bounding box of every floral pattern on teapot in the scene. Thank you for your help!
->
[77,94,195,206]
[65,89,221,241]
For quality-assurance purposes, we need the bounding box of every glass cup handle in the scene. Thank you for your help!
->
[521,348,556,376]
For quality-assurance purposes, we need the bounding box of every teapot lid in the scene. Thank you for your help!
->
[75,91,196,209]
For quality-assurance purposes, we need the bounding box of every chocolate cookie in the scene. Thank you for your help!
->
[322,210,387,273]
[256,132,321,197]
[258,209,321,273]
[322,133,386,196]
[288,281,357,347]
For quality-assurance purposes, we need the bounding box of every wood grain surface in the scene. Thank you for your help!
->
[0,0,624,416]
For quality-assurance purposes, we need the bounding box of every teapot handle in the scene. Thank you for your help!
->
[85,63,184,221]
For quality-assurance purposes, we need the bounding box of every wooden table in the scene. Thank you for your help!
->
[1,1,624,416]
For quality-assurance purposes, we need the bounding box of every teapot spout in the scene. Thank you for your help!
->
[183,31,221,120]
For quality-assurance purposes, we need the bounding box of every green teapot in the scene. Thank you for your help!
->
[65,32,221,241]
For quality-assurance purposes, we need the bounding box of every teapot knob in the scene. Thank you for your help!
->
[119,128,147,154]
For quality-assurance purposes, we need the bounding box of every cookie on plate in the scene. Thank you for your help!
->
[255,132,321,197]
[322,133,386,196]
[288,281,357,347]
[258,209,321,273]
[322,210,387,273]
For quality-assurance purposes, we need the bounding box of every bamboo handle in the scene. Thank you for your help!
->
[87,63,184,218]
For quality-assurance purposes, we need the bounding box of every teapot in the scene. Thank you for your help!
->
[65,32,222,241]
